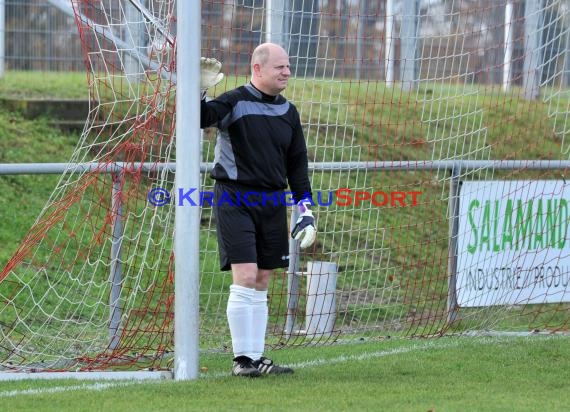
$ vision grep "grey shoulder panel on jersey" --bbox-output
[220,100,290,129]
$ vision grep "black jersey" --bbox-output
[201,83,311,203]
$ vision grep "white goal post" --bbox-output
[173,0,200,381]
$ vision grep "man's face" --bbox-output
[254,49,291,96]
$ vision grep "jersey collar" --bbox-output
[246,83,279,102]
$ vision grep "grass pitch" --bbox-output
[1,335,569,411]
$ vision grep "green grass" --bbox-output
[2,335,570,411]
[0,71,568,336]
[0,110,79,267]
[0,71,88,99]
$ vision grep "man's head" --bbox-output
[250,43,291,96]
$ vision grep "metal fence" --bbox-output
[1,1,569,87]
[0,1,537,82]
[2,0,84,71]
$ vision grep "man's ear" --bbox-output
[252,63,261,77]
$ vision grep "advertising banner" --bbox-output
[457,180,570,307]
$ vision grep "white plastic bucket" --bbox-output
[305,261,338,336]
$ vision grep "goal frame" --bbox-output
[173,0,201,381]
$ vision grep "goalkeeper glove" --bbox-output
[291,199,316,249]
[200,57,224,94]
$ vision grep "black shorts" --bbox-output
[213,181,290,271]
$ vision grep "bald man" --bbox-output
[200,43,316,377]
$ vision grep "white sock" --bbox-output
[226,284,255,359]
[251,289,268,360]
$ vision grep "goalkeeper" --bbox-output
[200,43,316,377]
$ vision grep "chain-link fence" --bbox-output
[3,0,84,71]
[2,1,569,87]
